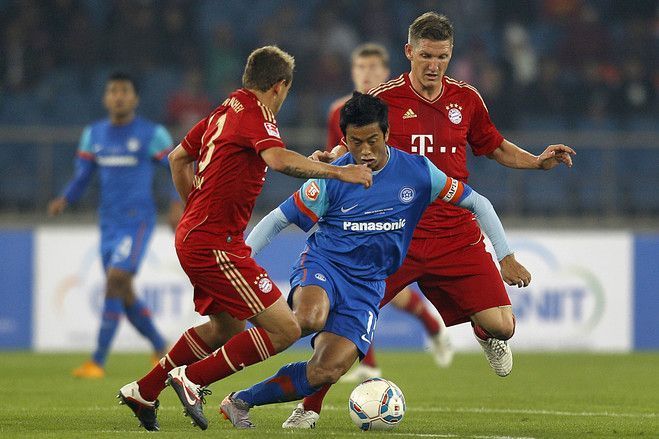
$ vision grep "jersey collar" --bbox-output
[372,146,391,176]
[404,72,445,104]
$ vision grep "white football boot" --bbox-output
[429,330,454,368]
[476,336,513,377]
[282,403,320,429]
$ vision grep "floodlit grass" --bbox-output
[0,351,657,438]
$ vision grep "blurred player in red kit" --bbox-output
[283,12,575,429]
[117,45,372,432]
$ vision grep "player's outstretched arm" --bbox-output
[245,208,292,257]
[260,147,372,188]
[487,139,576,170]
[48,155,96,216]
[168,144,195,203]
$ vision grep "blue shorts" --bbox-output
[289,252,384,358]
[100,219,154,273]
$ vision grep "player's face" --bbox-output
[345,122,389,171]
[272,80,292,114]
[405,38,453,92]
[103,80,138,120]
[352,56,390,93]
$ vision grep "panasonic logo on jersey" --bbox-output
[343,219,406,231]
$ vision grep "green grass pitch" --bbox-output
[1,351,657,438]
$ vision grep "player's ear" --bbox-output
[273,79,288,96]
[384,128,390,142]
[404,43,414,61]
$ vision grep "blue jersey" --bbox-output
[61,116,174,226]
[280,147,468,281]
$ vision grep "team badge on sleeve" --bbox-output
[264,122,281,139]
[305,181,321,201]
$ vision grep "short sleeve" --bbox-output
[181,117,208,160]
[148,125,174,160]
[76,126,95,161]
[279,179,329,232]
[242,104,285,154]
[467,88,504,156]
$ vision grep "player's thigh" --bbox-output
[194,312,246,349]
[289,256,336,334]
[249,296,300,339]
[290,285,331,335]
[177,247,282,321]
[104,220,155,273]
[381,240,425,308]
[307,331,360,386]
[419,239,510,327]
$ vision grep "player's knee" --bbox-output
[295,306,327,334]
[106,273,131,298]
[490,317,515,340]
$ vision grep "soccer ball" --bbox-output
[348,378,406,431]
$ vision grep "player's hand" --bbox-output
[499,254,531,288]
[309,150,337,163]
[537,144,576,170]
[47,197,68,216]
[338,164,372,188]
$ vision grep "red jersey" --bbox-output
[325,94,350,151]
[370,73,504,237]
[176,88,285,249]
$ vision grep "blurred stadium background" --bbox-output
[0,1,657,351]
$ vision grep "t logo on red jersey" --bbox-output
[411,134,434,156]
[264,122,281,139]
[305,181,321,201]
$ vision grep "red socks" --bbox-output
[402,290,440,335]
[185,327,275,387]
[303,384,331,413]
[361,345,377,367]
[137,328,211,401]
[473,324,495,341]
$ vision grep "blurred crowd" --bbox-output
[1,0,656,133]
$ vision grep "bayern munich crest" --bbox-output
[399,186,415,203]
[446,103,463,125]
[258,277,273,293]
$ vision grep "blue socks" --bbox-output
[92,297,124,366]
[125,299,166,353]
[234,361,319,407]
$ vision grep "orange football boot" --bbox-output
[72,360,105,379]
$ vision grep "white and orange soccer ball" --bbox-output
[348,377,406,431]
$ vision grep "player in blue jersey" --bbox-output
[48,72,182,378]
[218,92,530,428]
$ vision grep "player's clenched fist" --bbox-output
[499,253,531,288]
[338,164,372,188]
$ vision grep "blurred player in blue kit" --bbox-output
[48,72,182,378]
[218,92,530,428]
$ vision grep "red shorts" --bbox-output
[382,221,510,326]
[176,245,282,320]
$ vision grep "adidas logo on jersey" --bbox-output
[343,219,406,232]
[403,109,417,119]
